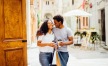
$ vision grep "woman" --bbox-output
[37,19,57,66]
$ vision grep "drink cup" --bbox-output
[58,39,62,47]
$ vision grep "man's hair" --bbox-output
[53,15,64,24]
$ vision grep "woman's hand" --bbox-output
[50,42,58,50]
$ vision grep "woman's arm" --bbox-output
[37,40,56,47]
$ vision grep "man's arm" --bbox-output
[59,27,73,46]
[59,36,73,46]
[64,36,73,45]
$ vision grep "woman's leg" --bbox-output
[48,53,53,65]
[39,52,53,66]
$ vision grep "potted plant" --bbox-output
[74,31,81,46]
[74,31,81,36]
[90,32,100,44]
[80,31,87,39]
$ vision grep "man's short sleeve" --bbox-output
[67,28,73,37]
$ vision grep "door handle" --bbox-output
[22,40,27,42]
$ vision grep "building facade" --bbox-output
[62,0,90,33]
[88,0,108,46]
[40,0,63,21]
[34,0,108,46]
[62,0,108,47]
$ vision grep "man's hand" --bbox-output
[58,41,65,47]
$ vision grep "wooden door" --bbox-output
[0,0,27,66]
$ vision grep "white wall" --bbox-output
[41,0,56,20]
[26,0,31,44]
[89,0,98,29]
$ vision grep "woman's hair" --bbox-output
[37,19,51,36]
[53,15,64,24]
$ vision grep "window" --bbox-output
[83,17,88,27]
[46,1,49,5]
[52,2,54,5]
[46,1,47,5]
[79,18,81,29]
[83,17,85,26]
[48,1,49,5]
[86,17,88,26]
[72,0,74,5]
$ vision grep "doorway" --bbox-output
[101,9,106,45]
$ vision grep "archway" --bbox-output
[44,13,53,19]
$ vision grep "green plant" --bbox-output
[81,31,87,39]
[74,31,81,36]
[90,32,100,43]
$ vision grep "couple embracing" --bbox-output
[37,15,73,66]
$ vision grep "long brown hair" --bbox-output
[36,19,51,36]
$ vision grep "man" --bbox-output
[53,15,73,66]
